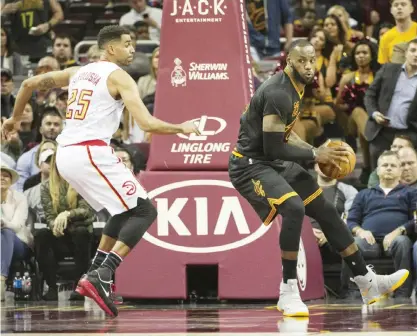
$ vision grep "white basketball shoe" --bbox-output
[352,266,410,304]
[277,279,309,317]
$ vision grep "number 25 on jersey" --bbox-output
[66,89,93,120]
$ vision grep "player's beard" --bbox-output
[292,67,313,85]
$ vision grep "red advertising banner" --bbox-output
[116,171,325,300]
[147,0,254,170]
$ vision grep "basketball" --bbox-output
[318,140,356,179]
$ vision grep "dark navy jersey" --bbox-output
[235,69,304,160]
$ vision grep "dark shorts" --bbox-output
[228,152,322,225]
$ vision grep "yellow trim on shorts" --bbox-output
[263,192,298,226]
[303,188,323,206]
[232,150,243,158]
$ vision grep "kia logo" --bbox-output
[142,180,272,253]
[177,116,227,141]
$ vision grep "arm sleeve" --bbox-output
[40,182,57,228]
[377,34,389,64]
[364,65,385,116]
[341,183,359,214]
[68,197,96,225]
[3,192,28,233]
[347,192,364,231]
[404,189,417,234]
[262,89,314,161]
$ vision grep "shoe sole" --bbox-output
[78,284,123,305]
[277,306,309,317]
[367,270,410,305]
[79,278,118,318]
[76,285,92,298]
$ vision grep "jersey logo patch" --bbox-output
[252,179,265,197]
[122,181,137,196]
[292,101,300,117]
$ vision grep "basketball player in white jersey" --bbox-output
[2,25,200,317]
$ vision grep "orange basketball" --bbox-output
[318,140,356,179]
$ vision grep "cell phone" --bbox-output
[143,13,149,19]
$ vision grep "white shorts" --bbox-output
[56,141,148,216]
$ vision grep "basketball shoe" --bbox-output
[277,279,309,317]
[76,277,123,304]
[79,269,118,317]
[352,266,410,304]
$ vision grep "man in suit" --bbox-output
[364,38,417,169]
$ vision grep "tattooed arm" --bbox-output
[287,130,314,150]
[10,67,80,123]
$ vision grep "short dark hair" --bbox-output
[53,34,73,49]
[97,25,131,50]
[288,39,313,53]
[40,106,62,123]
[394,134,414,148]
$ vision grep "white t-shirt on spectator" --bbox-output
[119,7,163,41]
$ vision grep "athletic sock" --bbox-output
[89,249,108,273]
[282,259,298,283]
[343,250,368,277]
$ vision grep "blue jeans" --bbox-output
[1,228,29,277]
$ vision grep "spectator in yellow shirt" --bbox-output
[378,0,417,64]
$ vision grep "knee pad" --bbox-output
[278,196,305,252]
[117,198,157,249]
[279,196,305,221]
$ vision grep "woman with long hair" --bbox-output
[1,26,25,75]
[322,14,352,91]
[335,39,379,182]
[327,5,364,42]
[36,153,95,301]
[293,28,336,143]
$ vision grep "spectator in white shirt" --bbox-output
[119,0,162,41]
[1,165,33,301]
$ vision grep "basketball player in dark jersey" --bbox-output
[229,40,409,317]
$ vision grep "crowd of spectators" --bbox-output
[0,0,416,302]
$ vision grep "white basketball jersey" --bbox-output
[56,62,124,146]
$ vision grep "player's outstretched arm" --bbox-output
[2,67,80,136]
[112,70,199,135]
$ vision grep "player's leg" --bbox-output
[56,145,157,316]
[288,164,409,304]
[229,155,308,316]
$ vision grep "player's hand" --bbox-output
[314,140,350,170]
[372,111,390,126]
[180,120,201,135]
[357,229,376,245]
[1,118,20,140]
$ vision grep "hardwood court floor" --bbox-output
[1,296,416,335]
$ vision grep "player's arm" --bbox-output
[263,90,350,165]
[262,89,316,161]
[10,67,80,123]
[287,130,314,150]
[111,70,196,134]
